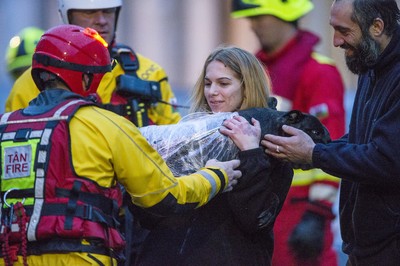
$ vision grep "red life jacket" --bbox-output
[0,99,125,255]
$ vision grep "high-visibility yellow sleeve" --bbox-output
[70,106,227,212]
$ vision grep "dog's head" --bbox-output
[278,110,331,144]
[237,107,331,144]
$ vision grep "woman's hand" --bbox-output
[219,116,261,151]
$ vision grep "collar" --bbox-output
[23,89,86,115]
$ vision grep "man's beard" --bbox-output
[344,33,381,74]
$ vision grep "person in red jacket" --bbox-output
[231,1,346,265]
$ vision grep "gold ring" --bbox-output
[276,145,280,153]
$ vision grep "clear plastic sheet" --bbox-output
[139,107,331,177]
[140,112,239,176]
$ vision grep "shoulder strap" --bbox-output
[108,44,160,127]
[111,44,139,77]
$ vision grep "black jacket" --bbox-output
[313,26,400,257]
[134,148,293,266]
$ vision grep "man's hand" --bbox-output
[261,125,315,165]
[219,116,261,151]
[205,159,241,192]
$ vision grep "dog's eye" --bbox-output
[309,129,321,136]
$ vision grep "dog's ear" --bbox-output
[268,97,278,110]
[284,110,304,124]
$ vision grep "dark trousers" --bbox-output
[346,238,400,266]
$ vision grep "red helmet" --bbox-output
[32,24,112,96]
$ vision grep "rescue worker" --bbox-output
[5,0,181,127]
[5,27,44,81]
[0,24,241,266]
[4,1,182,264]
[231,1,346,265]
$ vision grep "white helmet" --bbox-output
[58,0,122,24]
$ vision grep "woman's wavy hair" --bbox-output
[189,45,271,113]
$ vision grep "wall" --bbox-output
[2,0,392,114]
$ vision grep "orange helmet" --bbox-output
[32,24,112,96]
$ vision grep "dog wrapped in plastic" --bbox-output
[139,107,331,176]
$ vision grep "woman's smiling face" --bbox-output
[204,60,243,113]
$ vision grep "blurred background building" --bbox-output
[0,0,365,117]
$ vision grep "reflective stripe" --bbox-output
[0,112,12,124]
[291,168,339,186]
[1,116,69,125]
[27,198,43,241]
[1,130,43,141]
[35,177,45,199]
[198,170,217,201]
[37,150,47,163]
[54,99,85,118]
[2,132,15,140]
[0,100,82,125]
[30,130,43,138]
[41,128,52,145]
[36,168,45,178]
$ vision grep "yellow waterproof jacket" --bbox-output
[70,95,225,208]
[5,53,181,125]
[0,91,226,266]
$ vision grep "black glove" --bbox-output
[288,211,325,261]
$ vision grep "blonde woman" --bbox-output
[135,46,293,266]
